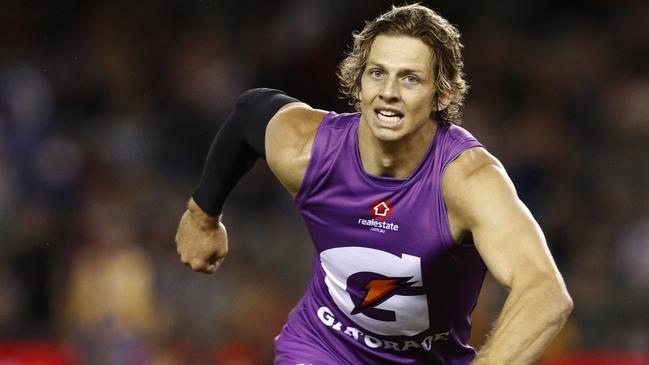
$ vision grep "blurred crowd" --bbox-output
[0,0,647,364]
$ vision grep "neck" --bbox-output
[357,119,437,179]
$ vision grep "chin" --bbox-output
[370,127,404,143]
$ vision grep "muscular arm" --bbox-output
[266,104,327,197]
[175,88,324,273]
[443,148,573,364]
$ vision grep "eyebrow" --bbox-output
[366,61,427,76]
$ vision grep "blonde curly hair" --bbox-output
[338,4,468,124]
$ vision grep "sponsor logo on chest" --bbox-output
[357,199,399,233]
[317,246,451,354]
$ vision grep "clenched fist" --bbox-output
[175,198,228,273]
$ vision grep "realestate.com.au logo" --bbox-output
[371,199,392,220]
[357,200,399,233]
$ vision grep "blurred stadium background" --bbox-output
[0,0,648,364]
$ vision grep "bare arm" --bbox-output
[443,148,573,364]
[265,104,327,197]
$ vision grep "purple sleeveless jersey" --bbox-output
[274,112,487,365]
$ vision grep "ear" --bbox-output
[434,92,452,111]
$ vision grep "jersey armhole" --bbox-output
[438,142,483,251]
[294,111,335,208]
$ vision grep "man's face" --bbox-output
[358,34,439,143]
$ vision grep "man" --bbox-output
[175,4,573,364]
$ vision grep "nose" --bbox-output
[379,77,400,102]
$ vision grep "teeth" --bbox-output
[377,110,401,123]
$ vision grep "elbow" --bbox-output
[542,280,573,327]
[557,289,573,322]
[518,272,573,325]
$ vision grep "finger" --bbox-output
[189,258,208,271]
[204,256,226,274]
[183,261,207,273]
[196,261,220,274]
[207,252,220,265]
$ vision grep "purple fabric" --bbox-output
[276,112,487,365]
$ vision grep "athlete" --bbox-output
[175,4,572,364]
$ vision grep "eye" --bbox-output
[368,69,384,79]
[403,75,419,84]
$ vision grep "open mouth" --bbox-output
[374,108,404,126]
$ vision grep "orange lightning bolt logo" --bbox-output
[351,277,413,314]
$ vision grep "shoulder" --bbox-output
[437,123,481,156]
[445,147,503,182]
[442,147,516,223]
[266,103,328,150]
[446,123,477,141]
[443,146,511,197]
[266,103,329,196]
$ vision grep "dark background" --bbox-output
[0,0,648,363]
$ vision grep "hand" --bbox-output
[175,199,228,273]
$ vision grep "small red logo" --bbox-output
[371,200,393,220]
[351,277,413,314]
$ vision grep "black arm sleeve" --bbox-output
[192,88,300,215]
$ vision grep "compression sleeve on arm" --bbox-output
[192,88,299,216]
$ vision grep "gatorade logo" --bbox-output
[320,247,429,336]
[351,277,415,315]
